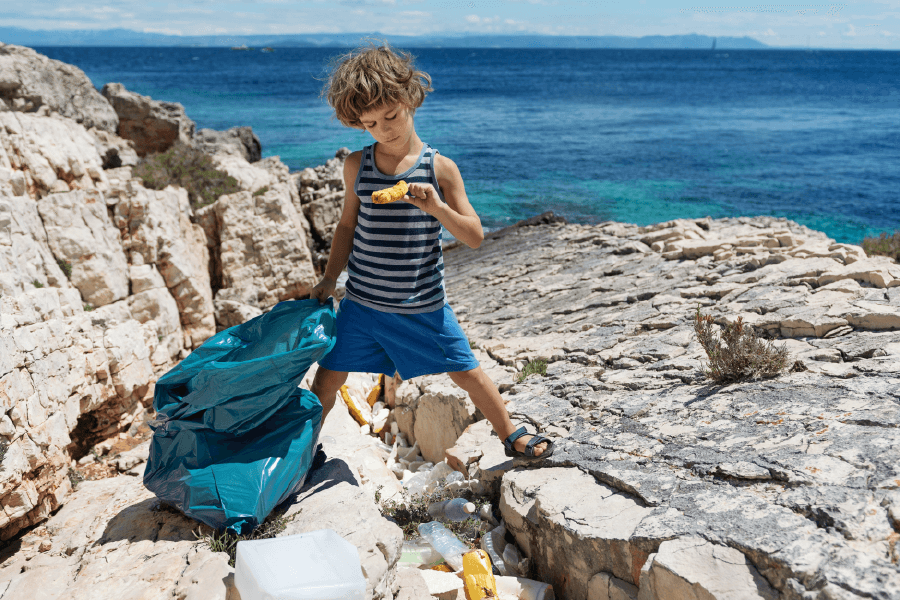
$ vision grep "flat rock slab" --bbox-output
[444,218,900,600]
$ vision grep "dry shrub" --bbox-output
[694,307,790,384]
[862,230,900,263]
[134,145,240,209]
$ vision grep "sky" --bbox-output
[4,0,900,49]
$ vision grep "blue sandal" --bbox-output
[503,426,555,459]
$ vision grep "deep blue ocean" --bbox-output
[38,47,900,243]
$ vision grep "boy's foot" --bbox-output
[503,426,554,459]
[513,435,549,457]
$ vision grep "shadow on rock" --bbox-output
[97,497,200,546]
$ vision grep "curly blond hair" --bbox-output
[323,42,433,129]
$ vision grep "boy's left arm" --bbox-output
[404,155,484,249]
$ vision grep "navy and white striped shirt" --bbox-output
[345,143,446,314]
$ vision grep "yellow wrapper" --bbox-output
[371,180,409,204]
[366,374,384,407]
[430,564,454,573]
[462,549,497,600]
[340,385,368,426]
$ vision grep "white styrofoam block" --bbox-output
[235,529,366,600]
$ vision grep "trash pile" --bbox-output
[340,379,555,600]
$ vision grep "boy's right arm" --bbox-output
[309,151,362,303]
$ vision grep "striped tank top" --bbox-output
[345,143,446,314]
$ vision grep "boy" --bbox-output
[309,43,552,460]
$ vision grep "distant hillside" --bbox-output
[0,27,768,49]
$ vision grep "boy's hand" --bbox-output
[403,183,443,215]
[310,277,336,304]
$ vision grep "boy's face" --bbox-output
[359,103,414,149]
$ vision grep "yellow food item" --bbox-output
[462,549,497,600]
[366,374,384,407]
[371,180,409,204]
[340,385,368,426]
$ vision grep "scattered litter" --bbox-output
[341,384,369,426]
[234,529,365,600]
[399,538,444,568]
[427,498,476,522]
[481,521,508,576]
[463,548,498,600]
[418,521,469,571]
[495,576,555,600]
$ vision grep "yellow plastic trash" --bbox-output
[430,564,455,573]
[463,549,497,600]
[366,374,383,407]
[340,385,368,426]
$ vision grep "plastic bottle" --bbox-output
[417,521,469,571]
[502,543,523,576]
[495,576,555,600]
[399,538,443,567]
[480,522,508,576]
[428,498,477,521]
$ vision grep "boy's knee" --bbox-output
[448,366,483,388]
[311,367,348,398]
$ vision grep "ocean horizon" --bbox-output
[35,46,900,245]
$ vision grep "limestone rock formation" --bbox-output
[196,182,316,329]
[0,43,118,132]
[293,148,350,271]
[194,125,262,163]
[114,185,216,347]
[101,82,196,156]
[0,372,403,600]
[0,111,108,199]
[441,216,900,600]
[36,189,130,308]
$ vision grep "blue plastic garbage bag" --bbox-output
[143,299,336,533]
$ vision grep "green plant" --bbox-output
[862,230,900,263]
[133,145,240,209]
[693,307,790,384]
[32,279,44,288]
[469,339,478,350]
[252,186,269,197]
[377,491,481,544]
[83,303,93,312]
[56,258,72,278]
[67,467,85,489]
[517,359,547,383]
[195,510,292,567]
[0,440,8,463]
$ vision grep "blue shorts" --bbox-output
[317,298,480,380]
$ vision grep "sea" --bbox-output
[37,46,900,244]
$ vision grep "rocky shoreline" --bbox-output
[1,42,899,600]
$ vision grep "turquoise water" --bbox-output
[38,47,900,243]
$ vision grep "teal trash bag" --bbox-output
[143,299,336,533]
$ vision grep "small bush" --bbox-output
[378,491,480,544]
[862,230,900,263]
[0,440,8,463]
[694,307,790,384]
[32,279,44,288]
[56,258,72,278]
[195,510,292,567]
[134,145,240,209]
[67,467,85,489]
[252,186,269,197]
[517,359,547,383]
[83,304,93,312]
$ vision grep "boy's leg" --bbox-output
[448,366,549,457]
[310,366,349,421]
